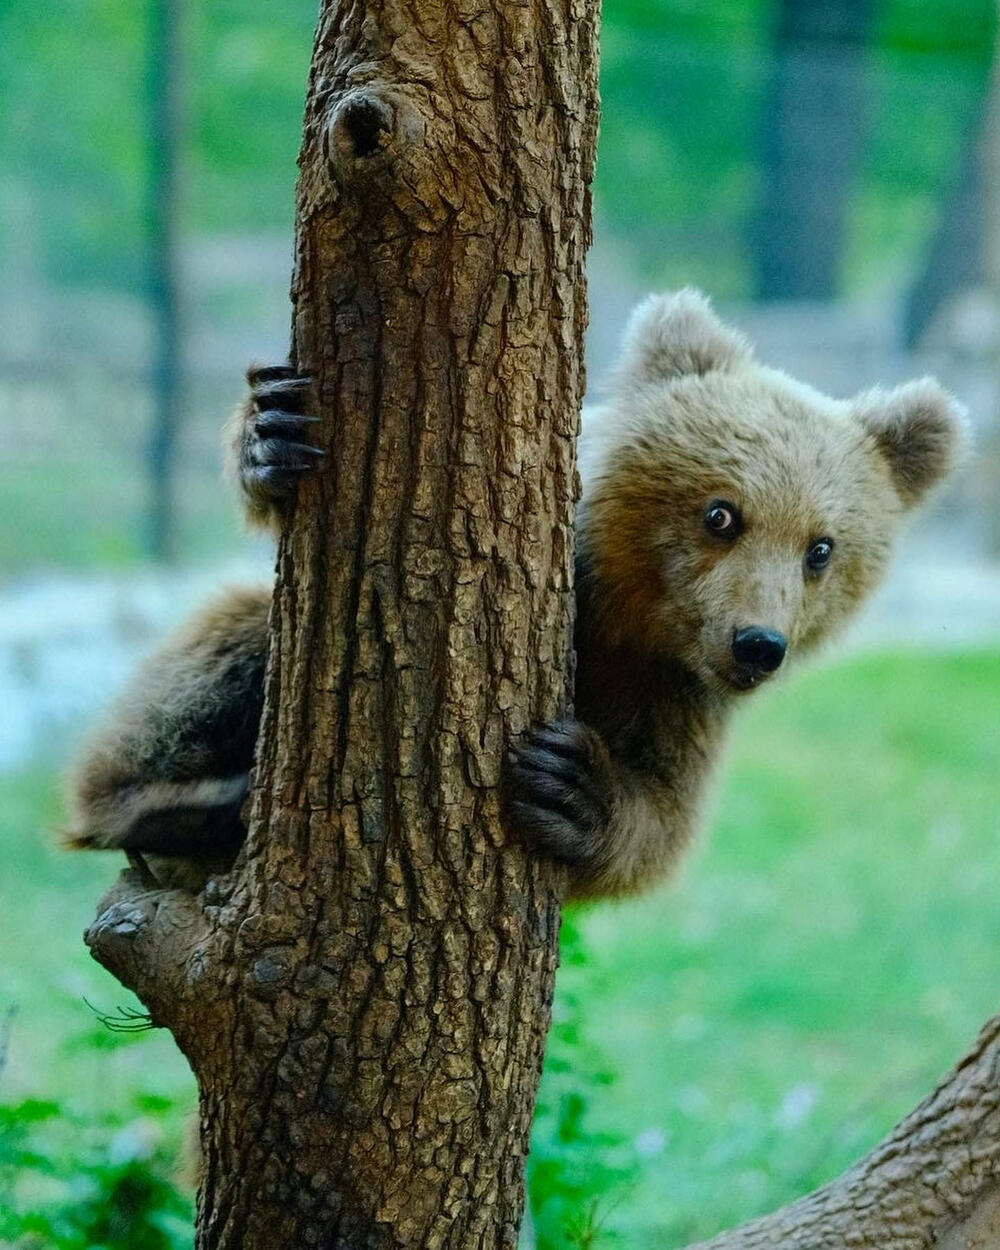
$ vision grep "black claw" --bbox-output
[525,722,593,762]
[246,363,296,387]
[512,745,598,797]
[253,376,312,414]
[285,441,325,461]
[510,756,601,815]
[253,412,320,440]
[510,764,571,812]
[252,438,326,471]
[508,802,594,867]
[247,465,314,499]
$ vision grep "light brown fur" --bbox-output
[222,395,280,532]
[67,291,967,903]
[510,289,968,898]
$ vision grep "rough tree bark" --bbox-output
[82,3,1000,1248]
[85,0,599,1246]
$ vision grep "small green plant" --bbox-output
[0,1009,192,1250]
[528,911,638,1249]
[0,1093,193,1250]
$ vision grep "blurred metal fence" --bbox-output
[1,0,998,576]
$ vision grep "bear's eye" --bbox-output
[805,538,834,572]
[704,500,740,538]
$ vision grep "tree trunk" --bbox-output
[85,1,599,1246]
[751,0,875,302]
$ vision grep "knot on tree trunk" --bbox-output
[302,75,489,232]
[327,90,397,165]
[323,86,428,187]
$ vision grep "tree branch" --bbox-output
[688,1014,1000,1249]
[85,868,220,1055]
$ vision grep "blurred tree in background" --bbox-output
[751,0,878,300]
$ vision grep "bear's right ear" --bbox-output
[613,288,752,387]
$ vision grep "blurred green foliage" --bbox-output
[3,649,999,1246]
[0,0,994,299]
[0,1090,192,1250]
[528,912,639,1248]
[0,769,195,1248]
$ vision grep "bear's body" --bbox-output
[66,291,966,898]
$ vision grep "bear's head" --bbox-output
[578,289,968,696]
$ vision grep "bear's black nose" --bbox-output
[732,627,787,673]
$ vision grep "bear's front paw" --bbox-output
[241,364,323,506]
[506,720,613,873]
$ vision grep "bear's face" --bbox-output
[579,291,967,696]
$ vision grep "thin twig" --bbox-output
[83,997,155,1033]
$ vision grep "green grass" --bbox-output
[0,769,194,1114]
[562,649,1000,1246]
[0,773,195,1247]
[1,649,998,1246]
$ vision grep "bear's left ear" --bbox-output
[854,378,969,507]
[613,288,753,388]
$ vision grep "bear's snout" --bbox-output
[731,627,787,675]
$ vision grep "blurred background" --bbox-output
[1,1,999,1247]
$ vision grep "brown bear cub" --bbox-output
[66,291,967,899]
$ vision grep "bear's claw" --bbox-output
[506,719,611,871]
[241,367,323,506]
